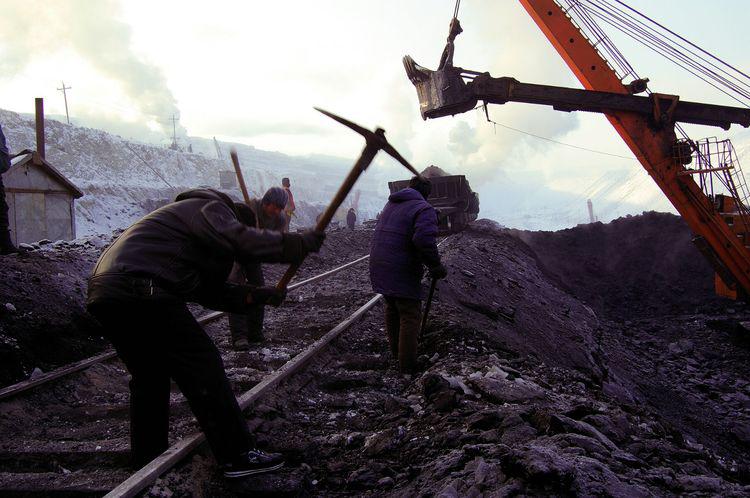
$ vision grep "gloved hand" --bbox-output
[428,263,448,280]
[300,229,326,252]
[248,286,287,307]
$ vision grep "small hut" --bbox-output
[4,151,83,244]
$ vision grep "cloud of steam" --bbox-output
[0,0,185,139]
[402,2,583,183]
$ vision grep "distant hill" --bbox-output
[0,109,386,237]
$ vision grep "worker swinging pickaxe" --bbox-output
[275,107,423,290]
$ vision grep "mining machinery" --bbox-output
[404,0,750,299]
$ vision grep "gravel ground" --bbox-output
[1,214,749,497]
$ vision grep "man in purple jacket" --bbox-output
[369,176,447,373]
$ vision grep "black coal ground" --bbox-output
[2,213,750,496]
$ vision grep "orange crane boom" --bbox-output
[403,0,750,299]
[519,0,750,299]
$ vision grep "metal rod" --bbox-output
[230,148,251,204]
[288,254,370,290]
[678,165,734,175]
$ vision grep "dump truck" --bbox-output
[388,165,479,233]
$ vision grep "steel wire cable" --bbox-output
[577,0,750,106]
[590,0,750,96]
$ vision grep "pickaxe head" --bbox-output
[314,107,423,179]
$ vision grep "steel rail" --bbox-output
[104,293,384,498]
[0,253,371,401]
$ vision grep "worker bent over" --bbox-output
[229,187,288,349]
[369,176,447,374]
[87,188,325,477]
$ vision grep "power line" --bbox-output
[477,107,636,160]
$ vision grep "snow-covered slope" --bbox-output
[0,109,385,237]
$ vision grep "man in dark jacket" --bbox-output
[229,187,288,349]
[369,176,447,374]
[0,125,17,255]
[87,188,325,477]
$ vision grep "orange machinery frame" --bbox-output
[519,0,750,299]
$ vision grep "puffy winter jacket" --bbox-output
[369,188,441,300]
[88,189,289,311]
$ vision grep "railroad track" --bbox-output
[0,251,377,497]
[0,236,449,497]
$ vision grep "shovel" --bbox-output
[419,277,438,341]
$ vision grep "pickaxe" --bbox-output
[275,107,421,291]
[230,148,252,205]
[419,277,438,341]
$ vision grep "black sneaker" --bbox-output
[232,338,250,351]
[222,449,284,478]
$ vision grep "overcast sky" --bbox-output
[1,1,749,227]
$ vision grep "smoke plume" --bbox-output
[0,0,186,138]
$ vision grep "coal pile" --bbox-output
[2,212,749,496]
[508,211,728,319]
[169,216,749,497]
[0,236,114,386]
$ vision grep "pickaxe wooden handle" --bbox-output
[275,108,419,291]
[230,148,252,204]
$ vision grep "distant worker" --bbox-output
[0,125,17,255]
[281,177,295,232]
[229,187,288,349]
[369,176,447,374]
[346,207,357,230]
[87,188,325,477]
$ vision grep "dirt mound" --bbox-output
[0,237,112,386]
[508,211,728,319]
[437,219,603,379]
[200,216,750,496]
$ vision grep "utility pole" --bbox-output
[213,136,224,159]
[57,81,71,124]
[169,114,179,151]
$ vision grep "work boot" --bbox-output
[232,337,250,351]
[222,449,284,478]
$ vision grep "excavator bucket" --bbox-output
[403,56,476,120]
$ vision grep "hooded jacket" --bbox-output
[369,187,440,300]
[88,189,288,311]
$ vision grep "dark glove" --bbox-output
[301,229,326,252]
[248,286,287,307]
[428,263,448,280]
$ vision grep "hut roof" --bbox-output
[8,152,83,199]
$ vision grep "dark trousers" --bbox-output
[0,174,13,251]
[89,301,250,467]
[0,174,9,231]
[384,296,422,374]
[228,262,265,342]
